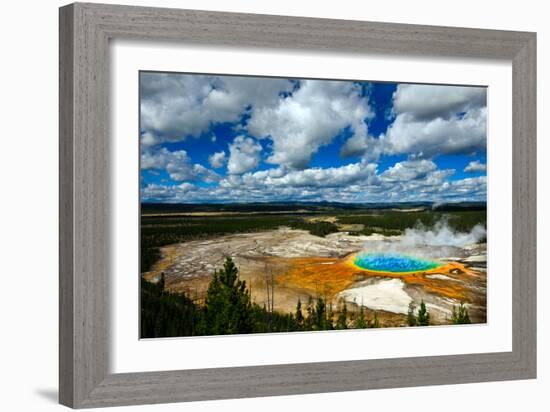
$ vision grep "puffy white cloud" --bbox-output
[381,160,439,182]
[464,160,487,173]
[141,150,484,204]
[446,176,487,197]
[366,85,487,160]
[141,164,484,204]
[141,182,196,202]
[141,148,219,182]
[208,151,227,169]
[269,162,378,188]
[392,84,486,120]
[140,73,293,143]
[221,161,379,190]
[340,133,371,158]
[140,147,177,169]
[247,80,374,169]
[140,131,159,147]
[378,107,486,158]
[227,136,262,175]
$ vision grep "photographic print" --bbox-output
[139,72,487,338]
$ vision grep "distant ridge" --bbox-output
[141,201,487,214]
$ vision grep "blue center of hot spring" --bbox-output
[353,252,441,273]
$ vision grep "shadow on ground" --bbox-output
[35,389,58,404]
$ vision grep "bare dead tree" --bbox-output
[270,266,275,314]
[264,262,271,313]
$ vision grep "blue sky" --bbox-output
[140,72,487,203]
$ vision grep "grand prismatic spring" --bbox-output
[352,252,442,273]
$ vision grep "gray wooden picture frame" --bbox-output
[59,2,537,409]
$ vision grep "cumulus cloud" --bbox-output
[141,150,484,204]
[141,165,485,204]
[392,84,486,120]
[140,131,159,147]
[227,136,262,175]
[247,80,374,169]
[381,160,438,182]
[464,160,487,173]
[269,162,378,188]
[444,175,487,198]
[369,85,487,159]
[221,161,379,190]
[140,73,293,143]
[377,107,486,158]
[340,133,371,158]
[141,148,219,183]
[208,151,227,169]
[141,182,196,202]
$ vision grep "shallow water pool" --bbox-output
[353,252,441,273]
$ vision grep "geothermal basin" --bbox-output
[143,228,487,326]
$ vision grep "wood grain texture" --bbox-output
[60,3,110,406]
[59,4,74,406]
[59,2,537,408]
[512,34,537,374]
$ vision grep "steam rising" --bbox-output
[361,218,486,259]
[401,219,486,248]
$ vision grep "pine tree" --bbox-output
[305,295,315,330]
[355,306,368,329]
[327,302,334,330]
[295,299,304,329]
[158,272,165,296]
[462,305,471,324]
[315,297,327,330]
[417,300,430,326]
[203,257,253,335]
[407,301,417,326]
[336,300,348,330]
[451,302,471,324]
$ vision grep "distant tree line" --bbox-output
[338,210,486,236]
[292,220,339,237]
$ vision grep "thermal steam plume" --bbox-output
[401,219,486,248]
[361,218,486,259]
